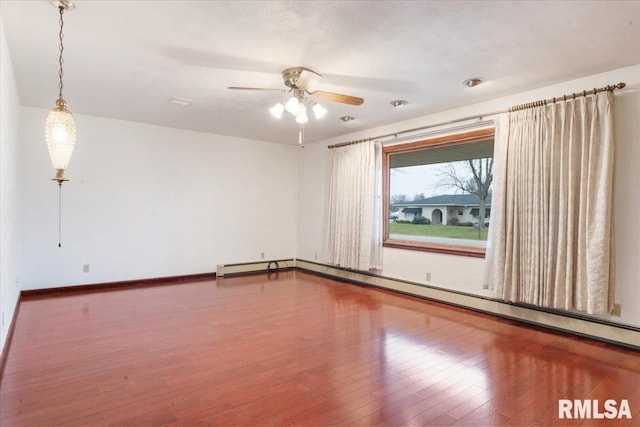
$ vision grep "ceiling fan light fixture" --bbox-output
[269,102,284,119]
[295,104,308,123]
[285,96,300,115]
[229,66,364,130]
[312,103,327,119]
[463,77,484,88]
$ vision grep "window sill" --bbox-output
[383,239,486,258]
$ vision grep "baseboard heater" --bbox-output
[294,259,640,350]
[216,259,296,277]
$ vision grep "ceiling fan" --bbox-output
[229,67,364,146]
[229,67,364,120]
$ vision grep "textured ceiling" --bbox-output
[1,0,639,144]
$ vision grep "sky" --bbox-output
[390,164,466,200]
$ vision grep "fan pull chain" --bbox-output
[298,123,305,148]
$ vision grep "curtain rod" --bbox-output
[328,82,626,149]
[508,82,625,112]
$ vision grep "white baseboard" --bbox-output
[295,259,640,349]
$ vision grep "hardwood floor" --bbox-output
[1,270,638,426]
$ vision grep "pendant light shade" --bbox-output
[312,103,327,119]
[269,102,284,119]
[295,103,308,123]
[295,113,309,124]
[284,96,300,115]
[46,98,76,172]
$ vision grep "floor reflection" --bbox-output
[380,330,489,423]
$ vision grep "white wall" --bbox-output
[0,20,21,354]
[19,108,298,289]
[298,64,640,327]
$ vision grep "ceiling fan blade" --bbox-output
[228,86,285,92]
[313,91,364,106]
[295,68,322,91]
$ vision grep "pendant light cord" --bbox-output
[57,6,65,99]
[58,183,63,247]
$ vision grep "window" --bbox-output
[383,128,494,258]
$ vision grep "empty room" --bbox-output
[1,1,639,426]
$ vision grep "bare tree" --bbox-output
[390,194,408,212]
[436,158,493,234]
[413,192,425,201]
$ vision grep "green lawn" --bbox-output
[389,223,488,240]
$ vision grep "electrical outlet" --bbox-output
[612,303,622,317]
[82,264,90,273]
[260,252,265,259]
[425,272,431,282]
[482,284,489,289]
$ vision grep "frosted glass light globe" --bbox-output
[45,100,76,171]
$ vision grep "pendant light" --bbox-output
[46,0,76,187]
[46,0,76,247]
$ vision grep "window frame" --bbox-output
[382,127,495,258]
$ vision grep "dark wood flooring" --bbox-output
[1,270,638,426]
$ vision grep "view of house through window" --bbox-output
[384,128,495,256]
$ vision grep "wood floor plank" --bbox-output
[1,270,638,426]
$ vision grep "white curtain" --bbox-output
[483,114,509,290]
[326,140,383,271]
[491,91,614,315]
